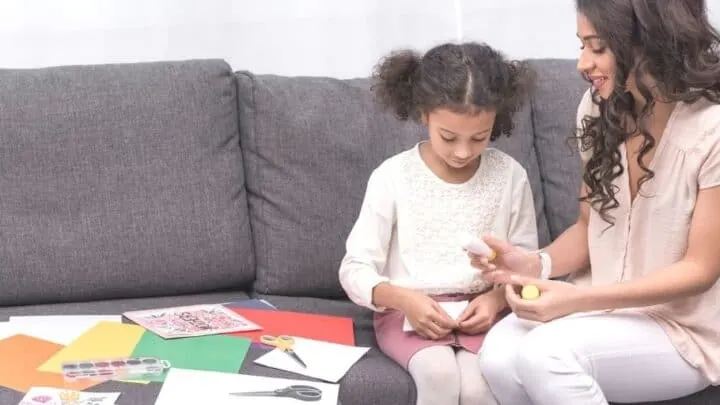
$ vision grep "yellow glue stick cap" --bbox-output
[521,284,540,300]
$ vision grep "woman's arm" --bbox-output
[578,185,720,311]
[526,183,592,279]
[470,182,592,283]
[494,167,540,309]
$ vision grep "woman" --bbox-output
[470,1,720,404]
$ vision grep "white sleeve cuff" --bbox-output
[353,273,390,312]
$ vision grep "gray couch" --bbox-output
[0,59,717,405]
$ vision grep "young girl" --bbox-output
[338,42,538,405]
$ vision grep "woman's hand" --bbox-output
[504,275,590,322]
[456,291,502,335]
[468,235,540,283]
[399,290,458,340]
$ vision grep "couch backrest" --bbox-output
[236,73,425,298]
[0,59,256,306]
[0,57,590,306]
[236,66,561,298]
[527,59,588,239]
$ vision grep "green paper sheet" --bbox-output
[130,332,251,382]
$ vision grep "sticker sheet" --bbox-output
[123,304,262,338]
[18,387,120,405]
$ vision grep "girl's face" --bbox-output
[576,12,617,99]
[424,107,494,172]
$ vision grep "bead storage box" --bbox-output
[61,356,171,381]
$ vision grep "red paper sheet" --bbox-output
[227,308,355,346]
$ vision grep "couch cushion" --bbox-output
[0,60,255,306]
[491,102,551,247]
[528,59,589,239]
[236,72,549,297]
[236,72,424,298]
[0,290,251,319]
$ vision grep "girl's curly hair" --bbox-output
[576,0,720,225]
[371,41,535,142]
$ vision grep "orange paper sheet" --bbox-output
[0,334,99,393]
[227,308,355,345]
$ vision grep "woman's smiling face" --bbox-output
[576,12,617,99]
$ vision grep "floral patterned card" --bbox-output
[19,387,120,405]
[123,304,262,339]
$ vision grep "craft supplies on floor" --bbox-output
[18,386,120,405]
[129,331,251,382]
[123,304,261,339]
[227,308,356,346]
[153,368,340,405]
[0,335,100,393]
[254,336,370,383]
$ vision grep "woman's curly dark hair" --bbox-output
[576,0,720,225]
[370,42,535,142]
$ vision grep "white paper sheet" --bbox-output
[0,322,20,341]
[7,315,121,345]
[402,300,469,332]
[18,386,120,405]
[254,336,370,383]
[154,368,339,405]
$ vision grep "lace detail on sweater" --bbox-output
[392,146,511,295]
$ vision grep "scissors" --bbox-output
[260,334,308,368]
[229,384,322,402]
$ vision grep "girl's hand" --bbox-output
[504,275,590,322]
[468,235,540,283]
[456,292,500,335]
[399,290,458,340]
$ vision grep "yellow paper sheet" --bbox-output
[37,321,145,374]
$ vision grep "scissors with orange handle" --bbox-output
[260,335,308,368]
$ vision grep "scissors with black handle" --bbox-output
[229,384,322,402]
[260,334,308,368]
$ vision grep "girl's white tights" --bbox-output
[407,345,498,405]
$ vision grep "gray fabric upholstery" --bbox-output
[237,72,426,298]
[490,101,551,247]
[0,60,255,306]
[0,290,251,319]
[528,59,589,239]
